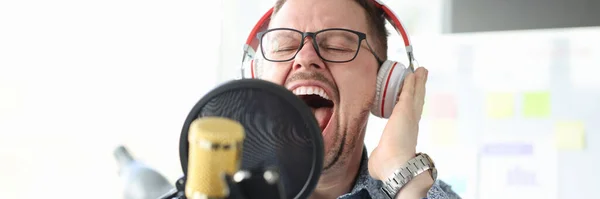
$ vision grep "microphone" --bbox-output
[185,117,244,199]
[160,79,324,199]
[114,145,174,199]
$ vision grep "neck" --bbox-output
[309,142,365,199]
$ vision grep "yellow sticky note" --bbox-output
[430,119,457,147]
[554,121,586,150]
[523,91,551,118]
[486,93,514,119]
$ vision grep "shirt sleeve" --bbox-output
[426,180,463,199]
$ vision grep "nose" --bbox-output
[292,38,326,71]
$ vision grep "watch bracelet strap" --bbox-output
[380,153,437,199]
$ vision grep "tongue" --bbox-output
[312,107,333,131]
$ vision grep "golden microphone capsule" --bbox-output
[186,117,245,199]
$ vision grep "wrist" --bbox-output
[394,170,433,199]
[378,151,416,180]
[379,153,437,199]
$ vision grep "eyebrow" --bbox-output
[272,31,300,40]
[319,32,357,44]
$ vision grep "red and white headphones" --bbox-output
[240,0,417,119]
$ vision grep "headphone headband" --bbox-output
[242,0,415,69]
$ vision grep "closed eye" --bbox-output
[275,48,297,52]
[323,46,353,52]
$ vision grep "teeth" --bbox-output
[318,90,325,99]
[292,86,330,100]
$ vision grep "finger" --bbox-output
[398,70,416,105]
[414,67,428,118]
[413,67,427,105]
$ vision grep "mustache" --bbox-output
[285,72,339,99]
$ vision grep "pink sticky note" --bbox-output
[429,93,457,119]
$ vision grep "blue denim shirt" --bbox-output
[337,148,462,199]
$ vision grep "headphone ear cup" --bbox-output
[371,60,410,118]
[241,59,258,79]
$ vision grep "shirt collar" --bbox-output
[337,147,386,199]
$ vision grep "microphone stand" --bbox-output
[160,167,286,199]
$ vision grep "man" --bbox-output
[255,0,461,198]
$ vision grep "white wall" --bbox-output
[0,0,222,198]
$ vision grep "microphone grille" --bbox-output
[186,117,245,198]
[189,117,245,143]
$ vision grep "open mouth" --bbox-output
[293,86,334,132]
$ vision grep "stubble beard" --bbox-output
[321,103,372,172]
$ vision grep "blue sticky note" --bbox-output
[481,142,533,156]
[443,177,467,194]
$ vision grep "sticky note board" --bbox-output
[430,119,458,147]
[523,91,551,118]
[554,121,586,150]
[485,93,515,119]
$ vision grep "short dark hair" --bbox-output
[272,0,389,61]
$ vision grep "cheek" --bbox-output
[334,51,380,102]
[335,64,377,107]
[259,62,289,85]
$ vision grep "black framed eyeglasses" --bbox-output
[257,28,383,64]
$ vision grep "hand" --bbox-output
[368,67,432,197]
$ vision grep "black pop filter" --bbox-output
[179,79,324,199]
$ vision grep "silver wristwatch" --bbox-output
[380,153,437,199]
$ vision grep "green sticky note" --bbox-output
[523,92,551,118]
[555,121,586,150]
[486,92,514,119]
